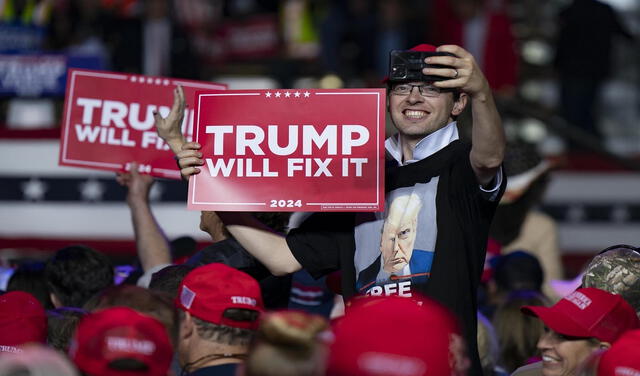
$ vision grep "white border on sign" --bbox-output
[61,70,128,169]
[191,90,383,208]
[60,70,227,170]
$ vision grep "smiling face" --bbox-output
[537,329,602,376]
[388,82,466,145]
[380,194,422,273]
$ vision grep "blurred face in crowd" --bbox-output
[388,82,466,144]
[380,195,421,273]
[537,329,604,376]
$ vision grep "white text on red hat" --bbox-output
[565,291,592,310]
[616,367,640,376]
[0,345,22,354]
[358,352,426,376]
[231,296,257,306]
[107,336,156,355]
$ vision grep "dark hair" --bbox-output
[47,307,87,352]
[253,212,291,235]
[7,261,54,309]
[170,236,198,261]
[493,250,544,293]
[45,245,114,308]
[148,264,195,298]
[108,358,149,372]
[89,284,178,345]
[179,309,257,347]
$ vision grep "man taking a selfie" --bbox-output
[158,43,506,374]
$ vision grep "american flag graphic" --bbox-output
[1,135,639,255]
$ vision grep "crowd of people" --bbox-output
[2,37,640,375]
[2,241,640,375]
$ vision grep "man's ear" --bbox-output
[180,312,196,342]
[451,93,468,117]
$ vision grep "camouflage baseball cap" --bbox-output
[582,245,640,317]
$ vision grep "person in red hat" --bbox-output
[0,291,47,354]
[327,295,469,376]
[576,329,640,376]
[69,306,173,376]
[512,287,640,376]
[158,42,505,375]
[174,263,264,375]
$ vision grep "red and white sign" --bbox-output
[59,69,226,179]
[188,89,386,212]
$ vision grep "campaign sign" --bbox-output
[188,89,386,212]
[59,69,226,179]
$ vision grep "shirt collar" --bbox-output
[385,121,459,165]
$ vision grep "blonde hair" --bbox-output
[492,290,550,373]
[243,311,329,376]
[477,312,500,375]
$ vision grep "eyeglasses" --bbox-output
[390,83,442,97]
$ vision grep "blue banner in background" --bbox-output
[0,24,45,53]
[0,54,105,97]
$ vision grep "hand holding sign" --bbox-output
[176,142,204,179]
[154,85,187,154]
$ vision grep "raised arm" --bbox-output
[426,45,505,187]
[220,213,302,276]
[155,85,187,155]
[117,163,172,272]
[174,143,302,276]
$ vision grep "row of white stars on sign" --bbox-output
[265,91,311,98]
[21,178,163,202]
[130,76,172,86]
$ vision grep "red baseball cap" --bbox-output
[597,329,640,376]
[0,291,47,353]
[327,295,466,376]
[70,307,173,376]
[522,287,640,343]
[176,263,264,330]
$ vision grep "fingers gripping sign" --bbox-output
[177,142,204,180]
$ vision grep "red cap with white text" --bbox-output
[0,291,47,353]
[69,307,173,376]
[522,287,640,343]
[176,263,264,330]
[327,295,466,376]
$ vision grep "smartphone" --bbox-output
[388,50,455,82]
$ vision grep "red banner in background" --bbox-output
[59,69,226,179]
[188,89,386,212]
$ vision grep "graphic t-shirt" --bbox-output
[286,123,505,375]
